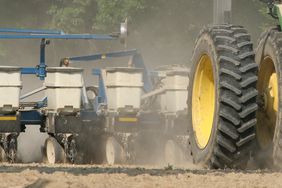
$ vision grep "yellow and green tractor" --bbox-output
[187,0,282,169]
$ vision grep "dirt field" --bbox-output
[0,163,279,188]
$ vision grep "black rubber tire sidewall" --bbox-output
[187,31,220,166]
[255,28,282,168]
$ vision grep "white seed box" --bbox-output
[45,67,83,111]
[160,70,189,113]
[0,66,22,110]
[105,67,143,111]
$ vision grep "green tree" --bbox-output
[94,0,146,31]
[47,0,148,33]
[47,0,95,33]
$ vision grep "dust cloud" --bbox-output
[17,126,47,163]
[0,0,274,168]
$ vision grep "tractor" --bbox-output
[187,0,282,169]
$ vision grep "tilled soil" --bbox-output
[0,163,280,188]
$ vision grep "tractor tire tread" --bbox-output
[188,24,257,169]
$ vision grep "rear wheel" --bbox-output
[255,28,282,169]
[188,25,258,169]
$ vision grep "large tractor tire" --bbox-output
[255,28,282,169]
[187,25,258,169]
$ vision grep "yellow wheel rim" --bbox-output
[192,54,215,149]
[257,56,278,149]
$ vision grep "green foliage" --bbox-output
[44,0,278,34]
[47,0,147,33]
[94,0,146,31]
[47,0,94,33]
[256,0,277,29]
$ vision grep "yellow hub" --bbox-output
[192,54,215,149]
[257,56,278,149]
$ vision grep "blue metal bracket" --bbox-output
[93,69,107,106]
[36,97,47,108]
[21,38,48,80]
[39,38,47,80]
[21,110,44,125]
[21,67,37,74]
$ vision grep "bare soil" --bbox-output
[0,163,279,188]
